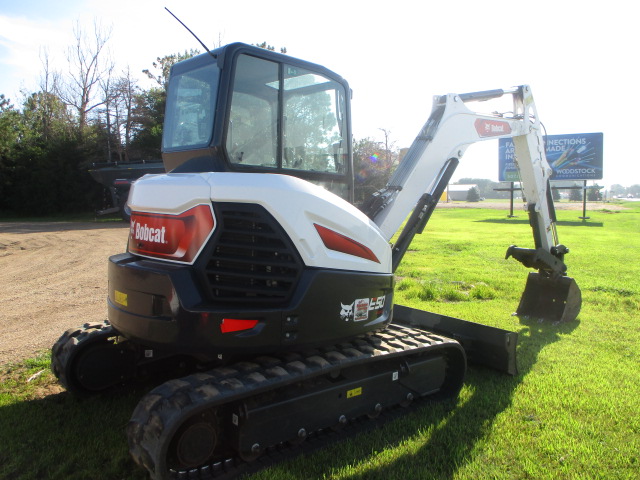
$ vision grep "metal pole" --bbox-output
[508,181,516,218]
[579,180,590,220]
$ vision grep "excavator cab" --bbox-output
[159,45,582,327]
[161,43,354,202]
[160,45,582,326]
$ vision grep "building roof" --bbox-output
[448,184,477,192]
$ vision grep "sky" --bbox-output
[0,0,638,189]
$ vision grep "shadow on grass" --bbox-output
[392,317,581,480]
[269,318,580,480]
[476,218,604,227]
[0,385,148,480]
[1,319,579,480]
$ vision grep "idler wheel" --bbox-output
[168,412,218,470]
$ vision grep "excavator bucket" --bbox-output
[516,272,582,323]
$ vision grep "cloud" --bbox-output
[0,15,73,97]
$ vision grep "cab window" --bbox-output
[283,65,348,175]
[226,55,278,168]
[226,54,348,176]
[163,62,218,151]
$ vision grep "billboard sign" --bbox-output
[499,133,603,181]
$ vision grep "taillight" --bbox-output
[128,204,215,264]
[220,318,259,334]
[314,223,380,263]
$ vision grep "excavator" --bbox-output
[51,43,581,479]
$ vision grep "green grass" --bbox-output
[1,202,639,479]
[0,355,147,479]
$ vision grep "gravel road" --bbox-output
[0,222,129,365]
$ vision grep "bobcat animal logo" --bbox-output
[340,302,354,321]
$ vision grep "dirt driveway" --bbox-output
[0,222,129,365]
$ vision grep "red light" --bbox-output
[314,223,380,263]
[220,318,259,334]
[128,204,215,264]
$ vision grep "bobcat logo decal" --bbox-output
[340,302,354,321]
[339,296,386,322]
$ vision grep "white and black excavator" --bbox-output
[52,42,581,479]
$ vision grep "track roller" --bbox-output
[400,392,415,408]
[288,428,308,446]
[368,403,383,419]
[332,414,348,432]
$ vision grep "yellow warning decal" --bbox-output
[115,290,128,307]
[347,387,362,398]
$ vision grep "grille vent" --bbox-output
[203,204,302,306]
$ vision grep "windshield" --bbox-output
[162,62,219,151]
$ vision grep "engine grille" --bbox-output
[202,203,302,306]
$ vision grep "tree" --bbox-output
[129,88,165,159]
[37,49,65,141]
[98,66,117,161]
[253,41,287,54]
[0,97,21,200]
[116,70,138,161]
[57,20,113,138]
[610,184,626,197]
[569,184,583,201]
[378,128,396,164]
[143,50,200,89]
[466,186,481,202]
[456,178,505,199]
[99,67,140,162]
[0,90,101,215]
[0,94,18,159]
[0,94,11,111]
[22,91,73,141]
[0,20,126,215]
[587,184,602,201]
[353,136,399,205]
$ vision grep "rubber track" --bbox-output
[170,395,439,480]
[51,321,114,392]
[127,324,464,480]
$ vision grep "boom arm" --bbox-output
[362,85,581,322]
[363,85,567,277]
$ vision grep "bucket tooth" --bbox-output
[516,272,581,323]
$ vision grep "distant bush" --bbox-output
[466,186,481,202]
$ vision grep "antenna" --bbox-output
[165,7,216,58]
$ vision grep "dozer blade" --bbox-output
[393,304,518,375]
[516,272,581,323]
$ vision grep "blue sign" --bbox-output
[499,133,603,181]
